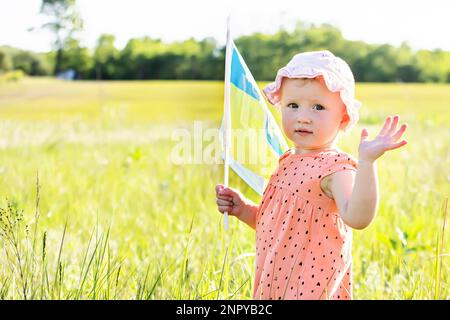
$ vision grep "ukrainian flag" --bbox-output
[220,37,288,196]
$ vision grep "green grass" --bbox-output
[0,77,448,299]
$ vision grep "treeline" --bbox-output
[1,22,449,82]
[0,46,52,76]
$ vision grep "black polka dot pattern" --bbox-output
[253,148,357,300]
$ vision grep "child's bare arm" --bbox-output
[235,203,259,230]
[330,163,378,230]
[329,115,408,230]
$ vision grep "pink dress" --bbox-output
[253,147,358,300]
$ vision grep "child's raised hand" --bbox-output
[215,184,247,218]
[359,115,408,163]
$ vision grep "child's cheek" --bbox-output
[316,112,332,125]
[281,120,291,138]
[281,109,291,129]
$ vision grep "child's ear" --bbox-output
[339,113,350,130]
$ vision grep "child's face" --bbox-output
[280,77,349,151]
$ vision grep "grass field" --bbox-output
[0,77,448,299]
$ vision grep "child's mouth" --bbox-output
[295,129,313,136]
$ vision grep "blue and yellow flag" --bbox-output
[221,37,288,197]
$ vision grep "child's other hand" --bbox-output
[359,115,408,163]
[215,184,247,218]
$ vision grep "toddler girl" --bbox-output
[215,50,408,300]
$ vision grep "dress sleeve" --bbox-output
[322,152,358,179]
[278,148,293,164]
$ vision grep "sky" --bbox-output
[1,0,449,53]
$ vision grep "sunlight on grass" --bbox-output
[0,78,448,299]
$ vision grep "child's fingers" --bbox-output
[386,115,399,136]
[216,198,233,207]
[217,194,233,201]
[216,184,224,194]
[218,205,233,213]
[378,116,392,136]
[360,128,369,141]
[216,184,233,195]
[391,123,408,141]
[216,185,233,201]
[217,186,238,198]
[386,140,408,151]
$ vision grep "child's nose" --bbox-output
[294,107,312,122]
[296,112,312,124]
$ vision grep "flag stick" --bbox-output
[223,15,232,231]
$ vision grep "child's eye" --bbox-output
[287,103,299,109]
[312,104,325,111]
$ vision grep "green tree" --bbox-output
[13,52,42,75]
[0,46,51,75]
[8,18,449,82]
[360,44,399,82]
[395,43,420,82]
[235,33,273,80]
[94,34,119,80]
[39,0,83,75]
[416,49,450,83]
[0,50,13,72]
[118,37,167,79]
[196,37,223,79]
[59,38,92,78]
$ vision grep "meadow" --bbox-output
[0,77,448,299]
